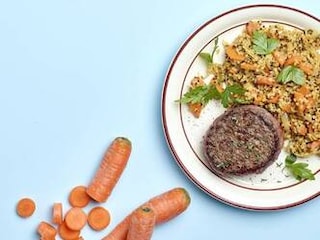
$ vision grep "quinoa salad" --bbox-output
[179,21,320,157]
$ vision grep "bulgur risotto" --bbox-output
[180,21,320,157]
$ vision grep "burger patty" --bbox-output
[203,105,284,175]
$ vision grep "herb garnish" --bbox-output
[199,38,219,65]
[177,84,246,108]
[220,84,246,108]
[277,65,305,85]
[285,154,315,181]
[177,85,221,105]
[252,31,279,55]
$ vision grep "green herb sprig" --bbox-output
[277,65,305,85]
[177,84,246,108]
[199,38,219,65]
[285,154,315,181]
[177,85,221,105]
[252,31,279,55]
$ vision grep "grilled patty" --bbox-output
[203,105,284,175]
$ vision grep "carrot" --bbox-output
[102,187,190,240]
[284,55,303,66]
[240,62,257,71]
[69,186,91,208]
[246,21,260,36]
[16,197,36,218]
[267,94,280,104]
[37,221,57,239]
[255,75,275,86]
[298,62,313,75]
[188,102,203,118]
[58,221,80,240]
[87,206,111,231]
[297,124,307,136]
[52,203,63,225]
[126,206,156,240]
[65,207,87,231]
[86,137,132,203]
[280,103,294,113]
[225,45,245,61]
[308,140,320,151]
[190,76,204,88]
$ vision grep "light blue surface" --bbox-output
[0,0,319,239]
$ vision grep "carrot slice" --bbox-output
[246,21,261,36]
[226,45,245,61]
[65,207,87,231]
[102,187,190,240]
[126,206,155,240]
[52,202,63,225]
[58,221,80,240]
[16,197,36,218]
[69,186,91,208]
[87,206,111,231]
[86,137,132,203]
[255,76,275,86]
[37,221,57,239]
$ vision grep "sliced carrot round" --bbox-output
[87,206,111,231]
[52,202,63,225]
[37,221,57,238]
[65,207,87,231]
[16,197,36,218]
[58,221,80,240]
[69,186,91,208]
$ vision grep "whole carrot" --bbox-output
[102,187,190,240]
[87,137,132,203]
[126,206,155,240]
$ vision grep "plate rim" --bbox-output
[161,4,320,211]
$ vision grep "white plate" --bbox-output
[162,4,320,210]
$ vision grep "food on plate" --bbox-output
[69,185,91,208]
[203,105,284,175]
[87,137,132,203]
[179,20,320,157]
[126,206,156,240]
[37,221,57,239]
[52,202,63,225]
[87,206,111,231]
[16,197,36,218]
[102,187,190,240]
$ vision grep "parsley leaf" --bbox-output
[199,53,212,64]
[221,84,246,108]
[199,37,219,65]
[285,154,315,181]
[177,85,221,105]
[277,65,305,85]
[176,83,246,110]
[252,31,279,55]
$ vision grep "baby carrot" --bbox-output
[102,187,190,240]
[16,197,36,218]
[69,186,91,208]
[58,221,80,240]
[37,221,57,239]
[126,206,155,240]
[87,137,132,203]
[65,207,87,231]
[52,202,63,225]
[87,206,111,231]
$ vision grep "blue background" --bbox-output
[0,0,319,239]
